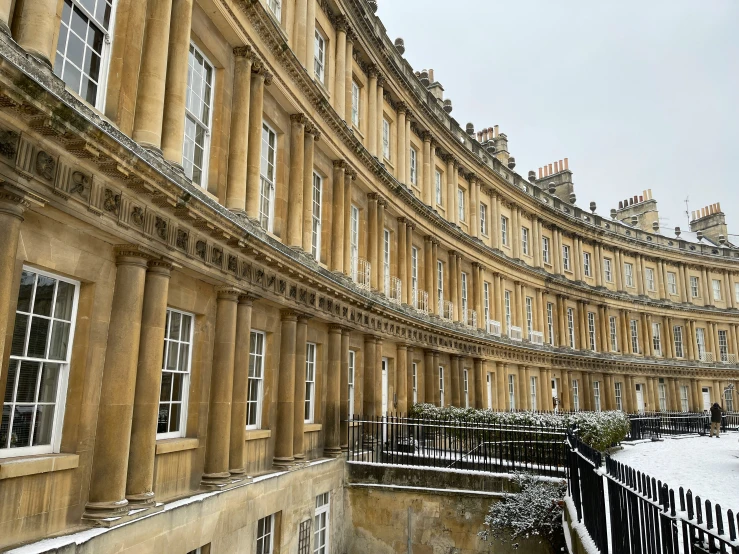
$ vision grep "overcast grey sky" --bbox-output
[377,1,739,237]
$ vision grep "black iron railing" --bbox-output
[347,413,568,477]
[627,411,735,440]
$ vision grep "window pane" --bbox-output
[166,341,179,370]
[49,320,72,361]
[3,360,18,403]
[11,313,28,356]
[38,363,60,403]
[157,404,170,434]
[54,281,76,321]
[11,406,33,448]
[17,271,35,312]
[168,403,181,432]
[0,405,10,449]
[178,343,190,372]
[27,317,50,358]
[33,405,55,446]
[16,361,41,403]
[171,373,183,401]
[160,372,173,402]
[33,276,56,317]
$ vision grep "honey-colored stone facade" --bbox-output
[0,0,736,552]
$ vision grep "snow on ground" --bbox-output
[611,432,739,512]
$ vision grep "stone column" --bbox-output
[456,253,463,321]
[302,125,320,252]
[12,0,60,66]
[374,338,384,415]
[229,294,255,475]
[161,0,195,164]
[274,311,298,467]
[324,326,343,457]
[85,247,150,519]
[511,208,520,259]
[377,76,385,155]
[474,359,484,409]
[0,0,12,34]
[560,371,570,411]
[581,372,592,411]
[449,252,458,320]
[614,250,624,290]
[405,116,412,184]
[424,350,435,403]
[670,378,680,412]
[132,0,174,150]
[446,157,456,225]
[363,335,377,416]
[340,329,350,450]
[331,161,346,271]
[496,362,507,410]
[406,222,414,304]
[407,347,415,405]
[552,228,562,275]
[491,195,500,250]
[424,236,434,314]
[293,0,308,66]
[376,198,386,290]
[343,169,355,273]
[513,281,522,329]
[305,0,316,77]
[691,379,700,411]
[396,105,407,183]
[520,367,530,410]
[287,114,307,247]
[368,194,378,289]
[432,352,441,405]
[725,271,734,309]
[201,288,241,485]
[225,48,254,212]
[471,178,480,239]
[0,186,33,385]
[398,219,407,304]
[472,262,480,324]
[594,244,603,286]
[730,324,739,358]
[367,69,378,155]
[493,273,502,326]
[450,355,461,407]
[125,260,172,506]
[422,133,432,205]
[344,32,354,122]
[293,315,309,460]
[702,268,711,304]
[334,20,347,118]
[679,263,689,303]
[432,240,439,313]
[397,344,408,413]
[245,64,272,220]
[543,369,553,410]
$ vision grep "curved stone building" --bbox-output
[0,0,735,551]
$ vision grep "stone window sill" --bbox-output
[0,453,79,480]
[245,429,272,441]
[304,423,322,433]
[155,437,199,455]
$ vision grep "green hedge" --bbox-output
[408,404,630,452]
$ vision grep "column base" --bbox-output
[324,447,342,459]
[82,498,130,521]
[200,470,233,489]
[273,456,295,469]
[125,491,156,508]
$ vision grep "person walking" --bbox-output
[710,403,723,438]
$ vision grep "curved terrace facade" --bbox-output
[0,0,735,551]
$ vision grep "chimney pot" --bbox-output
[564,158,569,170]
[554,161,559,173]
[548,163,553,174]
[639,195,644,203]
[428,69,434,82]
[538,167,543,179]
[619,201,623,209]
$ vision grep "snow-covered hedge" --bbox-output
[408,404,630,452]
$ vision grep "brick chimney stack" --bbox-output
[690,202,728,244]
[612,189,660,232]
[534,158,573,202]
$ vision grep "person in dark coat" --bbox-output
[710,403,723,437]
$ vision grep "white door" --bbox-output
[381,358,388,415]
[635,384,645,413]
[486,374,493,410]
[702,387,711,411]
[551,378,558,410]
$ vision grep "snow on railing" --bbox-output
[487,319,501,336]
[412,288,429,314]
[387,276,402,305]
[529,330,544,345]
[509,326,523,341]
[462,308,477,329]
[352,257,371,291]
[440,301,454,322]
[699,351,715,363]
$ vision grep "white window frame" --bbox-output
[725,388,735,412]
[435,170,442,206]
[183,42,215,189]
[411,246,418,294]
[624,263,634,288]
[311,173,322,260]
[525,296,533,338]
[667,272,677,295]
[614,382,623,411]
[546,302,554,345]
[158,308,194,439]
[562,245,571,271]
[439,366,445,407]
[314,493,330,554]
[508,374,515,411]
[246,330,266,430]
[351,80,360,127]
[718,330,728,362]
[350,205,359,277]
[409,147,418,186]
[500,216,508,246]
[412,362,418,404]
[735,282,739,304]
[54,0,116,110]
[437,261,444,313]
[696,327,706,360]
[680,385,689,412]
[504,290,511,332]
[383,229,390,295]
[256,514,275,554]
[521,227,529,255]
[609,316,618,352]
[348,350,355,416]
[305,342,316,423]
[645,268,655,291]
[382,118,391,160]
[652,322,662,356]
[461,272,468,315]
[463,369,469,408]
[483,282,490,323]
[2,267,80,457]
[542,236,550,264]
[587,311,596,351]
[593,381,601,412]
[604,258,613,282]
[480,203,488,236]
[713,279,722,301]
[458,188,465,222]
[673,325,684,358]
[583,252,591,277]
[267,0,281,20]
[259,122,277,232]
[314,28,326,84]
[630,319,639,354]
[530,376,537,411]
[658,382,667,411]
[567,307,575,348]
[572,379,580,411]
[690,276,699,298]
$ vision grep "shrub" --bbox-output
[408,403,630,452]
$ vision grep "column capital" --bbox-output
[328,324,344,333]
[333,14,349,33]
[422,131,433,143]
[305,122,322,141]
[332,159,347,170]
[280,309,300,321]
[147,259,174,276]
[396,101,408,114]
[114,244,155,266]
[297,313,312,323]
[377,197,387,208]
[238,292,260,305]
[364,333,377,342]
[397,216,409,225]
[215,286,242,301]
[406,221,416,230]
[0,182,45,218]
[233,45,254,59]
[396,343,408,352]
[367,192,380,202]
[290,113,308,126]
